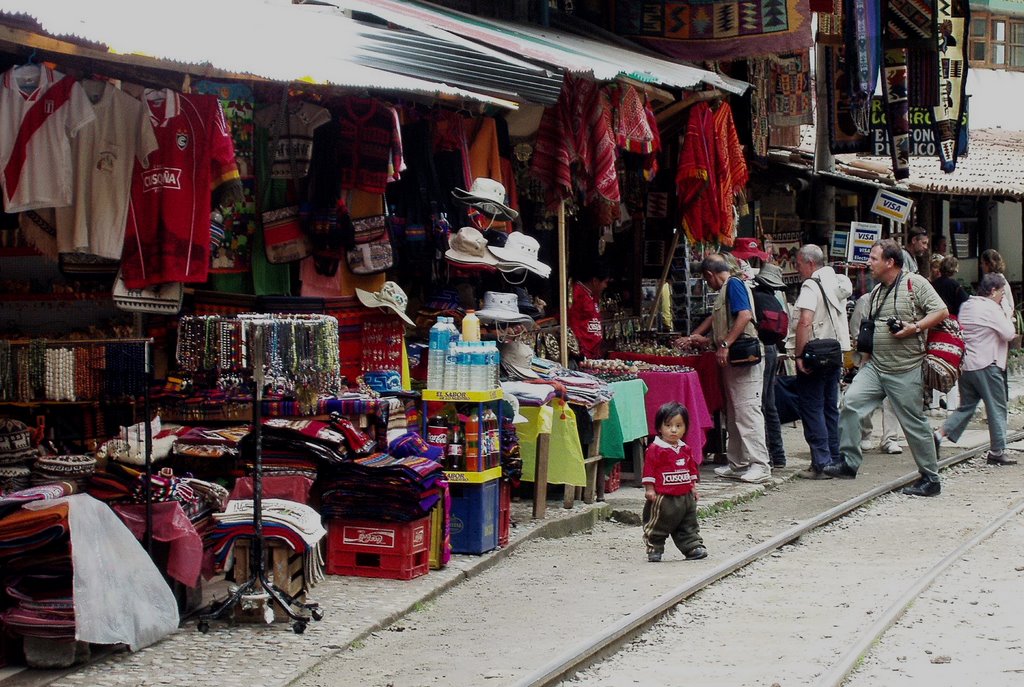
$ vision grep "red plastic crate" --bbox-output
[326,516,430,580]
[604,462,622,494]
[498,480,511,547]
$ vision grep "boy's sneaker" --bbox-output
[860,439,875,451]
[685,546,708,560]
[740,465,772,483]
[647,552,662,562]
[714,465,748,479]
[882,440,903,454]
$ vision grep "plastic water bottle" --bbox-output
[485,342,500,390]
[427,317,451,390]
[462,310,480,342]
[470,342,488,390]
[443,341,459,390]
[456,343,472,391]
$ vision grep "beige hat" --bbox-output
[355,281,414,326]
[500,340,539,379]
[445,226,498,266]
[452,178,518,221]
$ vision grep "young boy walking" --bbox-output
[642,402,707,562]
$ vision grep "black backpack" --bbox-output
[749,282,789,345]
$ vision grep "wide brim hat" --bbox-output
[730,237,770,262]
[445,226,498,266]
[754,263,786,291]
[452,178,519,221]
[500,340,539,379]
[490,232,551,278]
[355,281,415,326]
[475,291,535,326]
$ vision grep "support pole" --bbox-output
[645,227,682,331]
[558,201,569,367]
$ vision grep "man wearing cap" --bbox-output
[733,238,787,468]
[791,244,852,479]
[569,264,611,360]
[679,257,772,484]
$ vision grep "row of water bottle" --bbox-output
[427,316,501,391]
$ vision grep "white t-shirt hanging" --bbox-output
[0,65,95,212]
[55,81,158,258]
[254,100,330,179]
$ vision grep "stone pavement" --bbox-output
[2,374,1022,687]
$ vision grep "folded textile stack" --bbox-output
[0,502,75,641]
[208,499,326,569]
[0,482,77,519]
[319,453,444,523]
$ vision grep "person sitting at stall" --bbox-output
[568,263,611,360]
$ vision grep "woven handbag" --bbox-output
[923,318,966,393]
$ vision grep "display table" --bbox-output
[608,351,722,413]
[517,401,587,518]
[637,370,714,463]
[599,379,650,461]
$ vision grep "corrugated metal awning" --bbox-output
[778,128,1024,199]
[0,0,525,108]
[336,0,750,96]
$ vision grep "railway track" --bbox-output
[515,432,1024,687]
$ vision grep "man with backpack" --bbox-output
[678,256,772,484]
[750,261,790,468]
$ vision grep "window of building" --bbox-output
[971,13,1024,70]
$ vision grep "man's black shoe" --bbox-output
[771,458,787,468]
[822,461,857,479]
[901,477,941,497]
[986,452,1018,466]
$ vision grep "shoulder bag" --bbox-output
[346,213,394,275]
[725,278,762,367]
[259,95,312,264]
[801,278,843,371]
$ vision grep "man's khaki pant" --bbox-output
[722,360,771,470]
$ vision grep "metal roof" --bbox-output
[0,0,522,107]
[336,0,750,96]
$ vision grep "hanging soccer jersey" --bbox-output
[55,81,158,259]
[0,65,95,213]
[120,90,240,288]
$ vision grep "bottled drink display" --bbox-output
[464,412,481,471]
[426,413,449,457]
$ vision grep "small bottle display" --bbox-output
[464,412,480,471]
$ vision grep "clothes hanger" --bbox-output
[14,50,41,93]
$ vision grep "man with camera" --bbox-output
[823,239,949,496]
[792,245,852,479]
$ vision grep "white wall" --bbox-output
[993,200,1023,283]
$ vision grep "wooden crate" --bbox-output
[231,539,305,623]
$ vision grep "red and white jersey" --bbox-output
[121,90,239,288]
[0,65,95,213]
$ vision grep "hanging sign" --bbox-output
[830,229,849,258]
[848,222,883,264]
[870,189,914,224]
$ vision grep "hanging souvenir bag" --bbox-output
[259,92,311,264]
[346,212,394,275]
[923,317,966,393]
[112,268,184,315]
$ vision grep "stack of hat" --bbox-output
[500,341,540,380]
[32,454,96,486]
[0,418,37,493]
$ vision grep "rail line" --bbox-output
[513,431,1024,687]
